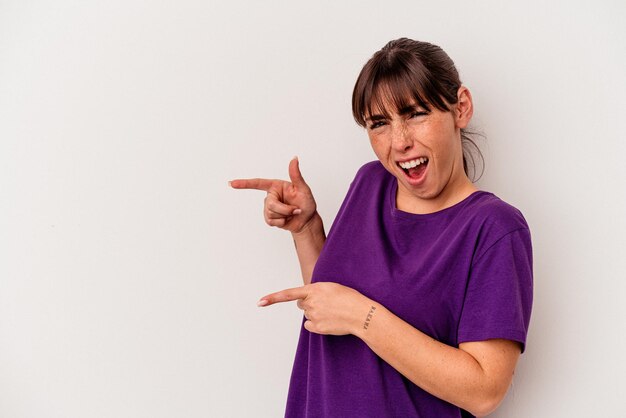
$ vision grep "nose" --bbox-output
[390,123,412,152]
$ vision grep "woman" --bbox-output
[230,38,533,418]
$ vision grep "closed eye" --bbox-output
[368,121,386,129]
[410,111,429,119]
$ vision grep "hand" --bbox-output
[229,157,317,234]
[257,282,372,336]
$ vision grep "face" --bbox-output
[365,87,475,213]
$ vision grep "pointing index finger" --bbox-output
[229,178,276,191]
[258,285,309,307]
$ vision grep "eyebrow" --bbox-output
[365,104,421,122]
[365,114,386,122]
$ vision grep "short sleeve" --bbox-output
[457,228,534,352]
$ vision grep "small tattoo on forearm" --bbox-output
[363,305,376,330]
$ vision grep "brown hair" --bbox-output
[352,38,484,181]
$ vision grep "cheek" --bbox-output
[368,137,388,159]
[437,140,463,168]
[430,125,460,157]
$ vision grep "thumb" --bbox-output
[288,156,309,189]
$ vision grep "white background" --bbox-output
[1,1,625,417]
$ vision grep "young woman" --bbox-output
[231,38,533,418]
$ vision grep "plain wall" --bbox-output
[1,1,625,417]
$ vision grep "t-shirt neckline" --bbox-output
[388,177,489,221]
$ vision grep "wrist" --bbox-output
[352,296,380,338]
[292,211,324,238]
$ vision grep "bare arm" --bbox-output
[259,284,521,417]
[291,212,325,285]
[355,300,520,416]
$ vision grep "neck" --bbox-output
[396,175,478,215]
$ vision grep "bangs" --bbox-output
[352,49,454,127]
[367,76,433,123]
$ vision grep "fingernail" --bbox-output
[292,209,302,215]
[228,181,232,187]
[257,299,268,307]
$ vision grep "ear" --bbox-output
[454,86,473,129]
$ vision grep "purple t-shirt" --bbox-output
[285,161,533,418]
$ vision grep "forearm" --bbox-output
[291,212,326,285]
[354,301,515,416]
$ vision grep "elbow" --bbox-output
[465,388,508,417]
[467,399,500,417]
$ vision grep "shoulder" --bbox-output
[353,160,388,180]
[463,192,532,258]
[466,192,529,234]
[326,161,390,237]
[334,161,391,216]
[342,160,389,194]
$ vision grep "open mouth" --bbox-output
[398,157,429,180]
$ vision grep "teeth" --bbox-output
[399,157,428,169]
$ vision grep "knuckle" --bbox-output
[268,211,284,220]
